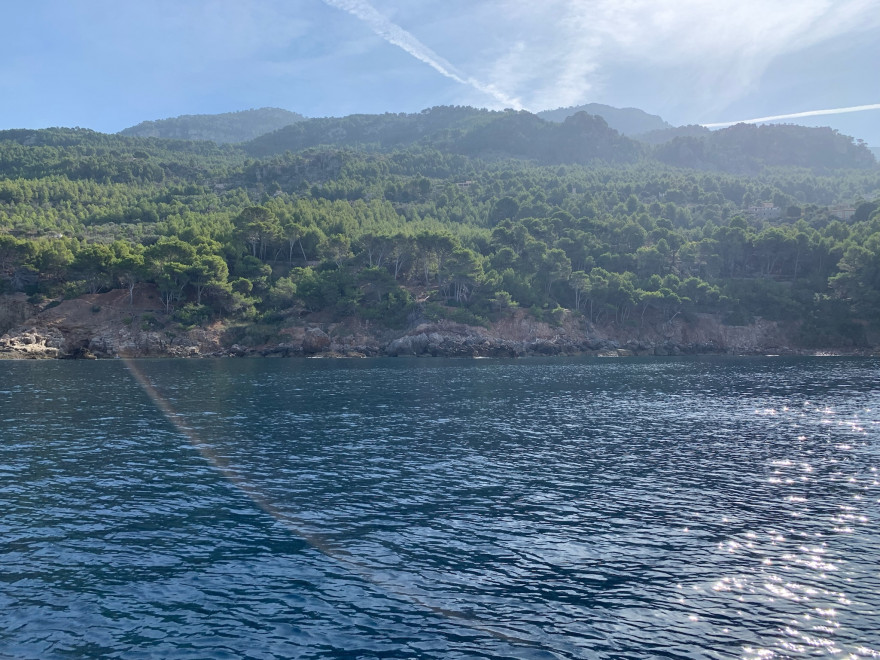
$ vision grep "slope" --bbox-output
[119,108,305,144]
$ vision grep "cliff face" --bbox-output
[0,290,864,360]
[0,287,224,359]
[381,310,797,358]
[0,294,37,336]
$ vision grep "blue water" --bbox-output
[1,356,879,659]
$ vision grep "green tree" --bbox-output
[234,206,281,260]
[189,253,230,306]
[71,242,116,294]
[830,236,880,316]
[144,236,197,312]
[111,241,146,305]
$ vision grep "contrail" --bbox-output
[322,0,522,109]
[702,103,880,128]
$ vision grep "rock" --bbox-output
[0,291,866,359]
[0,327,64,359]
[355,343,381,357]
[530,340,561,355]
[386,333,429,356]
[0,294,37,336]
[139,332,168,356]
[60,346,97,360]
[261,343,299,357]
[302,327,331,354]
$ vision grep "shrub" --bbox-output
[173,303,211,327]
[140,313,162,331]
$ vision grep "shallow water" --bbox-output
[1,356,878,658]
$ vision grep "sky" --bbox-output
[3,0,880,144]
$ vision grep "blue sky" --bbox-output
[3,0,880,144]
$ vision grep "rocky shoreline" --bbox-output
[1,288,875,360]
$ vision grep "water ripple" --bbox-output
[1,356,878,658]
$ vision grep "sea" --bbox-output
[1,356,878,659]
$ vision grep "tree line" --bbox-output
[0,126,878,346]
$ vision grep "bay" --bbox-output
[1,356,878,659]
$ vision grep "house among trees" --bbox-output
[747,202,781,219]
[831,206,857,220]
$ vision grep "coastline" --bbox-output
[1,288,876,361]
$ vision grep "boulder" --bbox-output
[0,327,64,359]
[302,327,331,354]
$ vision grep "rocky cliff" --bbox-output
[0,287,224,359]
[0,289,868,360]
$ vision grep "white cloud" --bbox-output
[446,0,880,113]
[322,0,522,108]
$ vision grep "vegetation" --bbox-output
[1,107,879,347]
[537,103,671,136]
[119,107,305,143]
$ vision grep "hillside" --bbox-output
[244,106,502,156]
[634,124,712,145]
[119,108,305,143]
[244,108,874,173]
[2,107,880,359]
[537,103,672,136]
[246,108,642,164]
[655,122,877,173]
[439,110,642,164]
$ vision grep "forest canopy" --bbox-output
[1,108,879,347]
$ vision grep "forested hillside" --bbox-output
[537,103,672,136]
[119,108,305,143]
[2,107,879,353]
[245,107,642,163]
[656,123,877,173]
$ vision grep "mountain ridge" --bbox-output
[114,103,879,156]
[119,107,305,143]
[537,103,672,136]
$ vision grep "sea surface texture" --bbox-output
[1,356,878,659]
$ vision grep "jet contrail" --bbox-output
[703,103,880,128]
[322,0,522,109]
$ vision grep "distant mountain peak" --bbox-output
[119,108,306,144]
[242,105,641,165]
[537,103,672,136]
